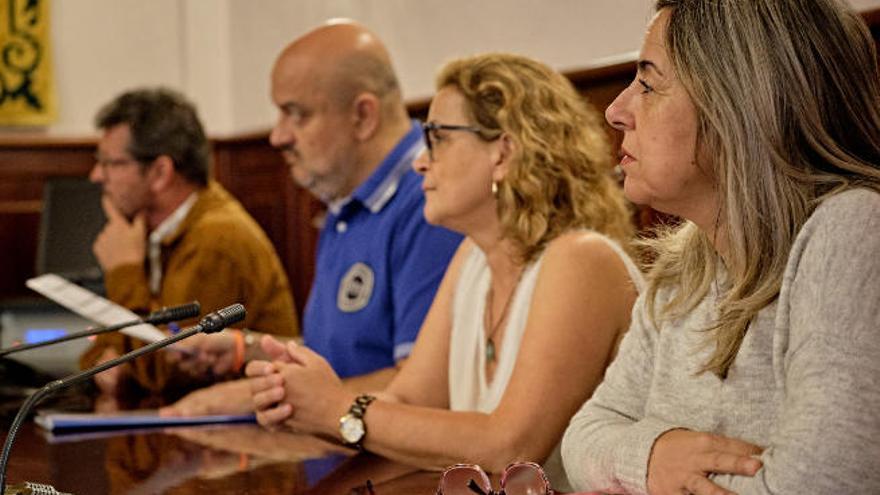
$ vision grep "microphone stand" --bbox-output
[0,303,244,494]
[0,302,201,357]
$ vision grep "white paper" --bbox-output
[26,273,166,343]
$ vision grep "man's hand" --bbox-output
[93,346,124,395]
[170,332,293,381]
[92,195,147,271]
[171,332,237,377]
[647,429,763,495]
[159,380,255,417]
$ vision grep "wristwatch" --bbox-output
[338,394,376,449]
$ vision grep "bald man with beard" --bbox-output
[161,21,461,416]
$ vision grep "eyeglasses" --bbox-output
[436,462,553,495]
[421,121,486,162]
[94,154,140,169]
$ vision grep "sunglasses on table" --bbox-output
[348,479,375,495]
[436,462,553,495]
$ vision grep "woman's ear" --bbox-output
[148,155,176,193]
[491,134,515,182]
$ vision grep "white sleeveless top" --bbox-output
[448,232,644,490]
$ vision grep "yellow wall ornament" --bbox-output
[0,0,55,126]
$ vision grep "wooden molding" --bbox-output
[1,6,878,303]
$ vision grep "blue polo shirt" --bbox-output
[302,121,462,378]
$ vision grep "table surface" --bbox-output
[1,420,442,494]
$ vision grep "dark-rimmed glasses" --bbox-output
[436,462,554,495]
[421,121,486,161]
[94,154,140,169]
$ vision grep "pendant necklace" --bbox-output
[484,268,524,363]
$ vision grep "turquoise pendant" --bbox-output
[486,338,497,362]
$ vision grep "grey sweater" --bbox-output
[561,189,880,494]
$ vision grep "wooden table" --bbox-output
[1,421,442,494]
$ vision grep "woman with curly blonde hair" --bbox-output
[563,0,880,493]
[247,52,641,490]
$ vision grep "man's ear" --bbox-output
[351,92,381,141]
[148,155,176,193]
[490,134,515,183]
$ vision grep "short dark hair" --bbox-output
[95,87,211,186]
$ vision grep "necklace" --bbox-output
[483,268,524,363]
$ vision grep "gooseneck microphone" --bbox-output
[0,303,245,495]
[0,302,201,357]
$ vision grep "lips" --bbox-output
[618,147,636,167]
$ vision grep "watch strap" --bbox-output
[349,394,375,418]
[344,394,376,449]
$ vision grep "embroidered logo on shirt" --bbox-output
[337,262,374,312]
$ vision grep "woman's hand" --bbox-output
[271,341,353,436]
[246,359,289,428]
[647,429,763,495]
[245,335,301,428]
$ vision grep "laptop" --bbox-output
[35,177,105,289]
[0,177,107,380]
[0,302,94,378]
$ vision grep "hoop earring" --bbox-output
[491,181,498,196]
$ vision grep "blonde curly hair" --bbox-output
[436,53,633,263]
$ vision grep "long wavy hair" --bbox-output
[646,0,880,378]
[436,53,633,263]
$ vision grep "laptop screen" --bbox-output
[35,177,106,282]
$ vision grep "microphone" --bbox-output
[3,481,72,494]
[0,302,201,357]
[0,303,245,494]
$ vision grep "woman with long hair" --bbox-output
[562,1,880,493]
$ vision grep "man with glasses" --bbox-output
[80,88,298,409]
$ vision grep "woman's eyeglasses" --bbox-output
[436,462,553,495]
[421,121,485,162]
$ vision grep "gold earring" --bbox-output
[491,181,498,196]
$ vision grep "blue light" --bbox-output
[24,328,68,344]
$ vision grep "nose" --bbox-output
[412,148,430,175]
[269,114,294,149]
[89,162,104,183]
[605,83,635,132]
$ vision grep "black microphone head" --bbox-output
[144,301,201,325]
[198,304,246,333]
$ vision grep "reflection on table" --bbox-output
[0,392,442,494]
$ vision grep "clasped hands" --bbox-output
[244,336,355,438]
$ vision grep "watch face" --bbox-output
[340,414,365,444]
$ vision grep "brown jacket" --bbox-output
[80,181,298,398]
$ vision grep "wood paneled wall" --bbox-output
[0,60,634,314]
[2,7,878,314]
